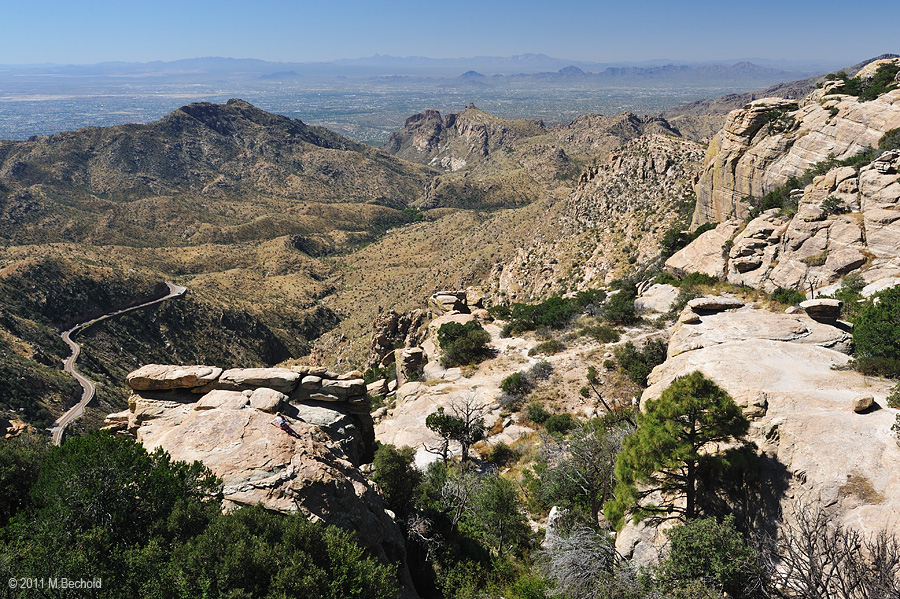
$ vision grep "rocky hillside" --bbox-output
[384,104,677,210]
[665,59,900,295]
[488,133,704,300]
[0,100,439,430]
[692,59,900,227]
[306,129,704,368]
[0,99,433,245]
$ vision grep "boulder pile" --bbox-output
[109,364,373,464]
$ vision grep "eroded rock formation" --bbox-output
[105,364,411,586]
[693,67,900,227]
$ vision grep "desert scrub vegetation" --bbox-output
[613,339,668,387]
[577,323,621,343]
[887,383,900,409]
[489,289,607,336]
[851,285,900,378]
[826,61,900,101]
[500,361,554,400]
[770,286,806,306]
[437,320,492,367]
[528,339,566,356]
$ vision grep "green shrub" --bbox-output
[660,222,717,261]
[488,305,512,320]
[657,515,762,599]
[602,284,638,325]
[830,62,900,101]
[680,272,719,288]
[498,292,609,336]
[372,444,421,520]
[579,324,621,343]
[821,195,848,216]
[363,364,396,384]
[508,296,579,333]
[887,384,900,409]
[438,321,492,367]
[853,286,900,377]
[879,127,900,152]
[653,271,681,286]
[488,441,520,466]
[529,360,553,381]
[526,402,551,424]
[573,288,607,310]
[614,339,668,387]
[544,413,575,434]
[502,372,532,398]
[854,357,900,379]
[893,415,900,448]
[529,339,566,356]
[770,287,806,306]
[833,272,866,320]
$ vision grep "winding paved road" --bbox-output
[49,282,187,445]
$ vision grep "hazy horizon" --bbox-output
[2,0,897,66]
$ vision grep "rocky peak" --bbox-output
[693,83,900,226]
[384,105,546,166]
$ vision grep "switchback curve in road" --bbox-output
[49,282,187,445]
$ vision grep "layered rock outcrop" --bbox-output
[104,363,414,583]
[693,62,900,227]
[670,66,900,294]
[669,147,900,293]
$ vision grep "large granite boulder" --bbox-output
[218,368,301,394]
[137,407,410,589]
[800,298,843,322]
[126,364,222,391]
[635,284,680,314]
[665,221,741,279]
[249,387,286,413]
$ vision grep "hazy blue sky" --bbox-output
[2,0,897,65]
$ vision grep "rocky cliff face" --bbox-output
[668,61,900,294]
[106,363,415,590]
[668,132,900,295]
[693,62,900,227]
[619,298,900,562]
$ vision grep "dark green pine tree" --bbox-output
[605,371,750,527]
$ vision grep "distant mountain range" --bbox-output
[452,61,810,87]
[0,54,841,80]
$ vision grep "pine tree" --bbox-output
[605,371,749,527]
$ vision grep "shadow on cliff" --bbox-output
[697,442,792,542]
